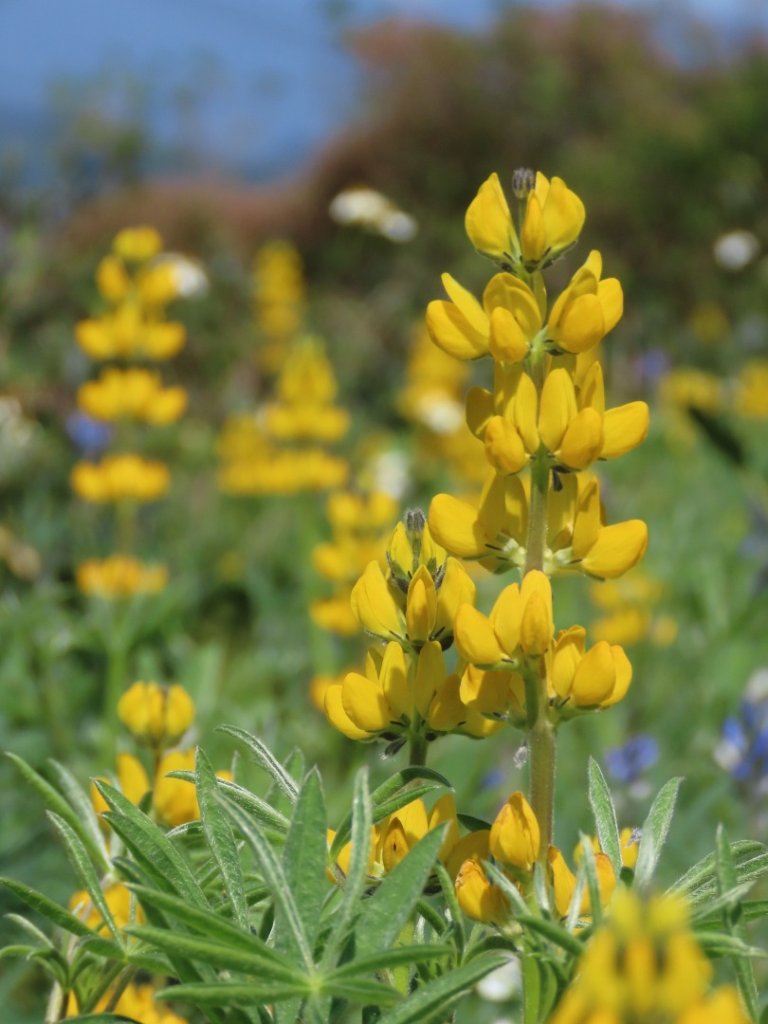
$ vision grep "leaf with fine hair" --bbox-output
[669,841,768,903]
[47,759,110,869]
[633,777,682,890]
[352,816,447,961]
[587,757,621,877]
[484,863,584,957]
[195,747,248,929]
[168,770,290,838]
[283,768,327,946]
[0,876,96,938]
[48,812,122,945]
[716,825,759,1022]
[221,798,313,970]
[321,766,373,969]
[6,753,109,873]
[329,767,449,862]
[216,726,299,802]
[94,780,206,908]
[376,952,509,1024]
[156,980,310,1008]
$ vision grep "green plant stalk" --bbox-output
[102,617,129,766]
[409,731,428,768]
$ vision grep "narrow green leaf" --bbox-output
[95,781,207,908]
[328,944,451,978]
[4,913,55,949]
[6,753,109,872]
[217,726,299,802]
[694,932,768,959]
[692,883,755,925]
[222,799,313,970]
[376,953,508,1024]
[157,981,309,1006]
[482,862,529,919]
[669,841,766,897]
[484,864,583,957]
[330,767,449,861]
[354,822,446,959]
[565,867,587,935]
[0,876,96,938]
[49,812,122,944]
[169,771,290,837]
[0,944,45,960]
[633,778,682,889]
[434,861,465,955]
[587,758,621,877]
[322,767,373,967]
[195,747,248,929]
[127,884,289,964]
[127,925,306,982]
[283,768,327,945]
[47,759,110,869]
[323,977,401,1005]
[716,825,759,1022]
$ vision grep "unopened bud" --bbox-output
[512,168,535,200]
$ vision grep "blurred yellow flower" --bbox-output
[78,368,187,424]
[71,454,170,503]
[117,681,195,748]
[76,556,168,597]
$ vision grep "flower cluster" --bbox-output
[71,226,188,597]
[217,338,350,495]
[253,240,306,372]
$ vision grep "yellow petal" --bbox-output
[380,642,411,719]
[428,793,460,862]
[428,494,489,559]
[519,571,554,655]
[464,172,517,261]
[341,672,391,733]
[512,372,540,453]
[571,478,602,560]
[598,277,623,333]
[601,645,633,706]
[489,307,529,363]
[580,521,649,579]
[350,561,403,640]
[445,830,490,881]
[406,567,437,644]
[539,368,576,453]
[426,299,488,361]
[414,641,445,718]
[455,858,508,924]
[427,672,466,732]
[540,176,586,252]
[454,605,504,667]
[490,792,540,870]
[571,641,617,705]
[601,402,649,459]
[489,583,522,657]
[549,846,577,918]
[520,193,546,263]
[548,627,586,700]
[484,416,528,475]
[435,559,476,638]
[465,386,495,437]
[558,407,604,469]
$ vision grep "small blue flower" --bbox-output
[715,672,768,789]
[605,734,659,785]
[66,412,113,455]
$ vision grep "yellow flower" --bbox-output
[112,226,163,263]
[71,454,170,503]
[66,981,188,1023]
[91,752,150,817]
[549,890,728,1024]
[117,681,195,748]
[548,845,616,920]
[733,359,768,419]
[548,628,632,711]
[69,881,143,933]
[489,791,540,871]
[454,569,553,669]
[455,857,508,925]
[76,556,168,597]
[77,368,187,424]
[465,170,585,271]
[426,271,541,363]
[153,750,201,827]
[546,250,623,354]
[75,308,186,362]
[96,255,130,301]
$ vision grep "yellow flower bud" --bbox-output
[464,172,517,264]
[405,567,437,645]
[455,858,508,925]
[117,681,195,747]
[519,571,554,655]
[520,173,585,267]
[489,791,540,871]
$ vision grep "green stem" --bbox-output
[103,624,128,766]
[409,731,427,768]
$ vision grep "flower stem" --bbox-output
[409,732,427,768]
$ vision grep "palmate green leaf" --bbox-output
[376,952,509,1024]
[217,726,299,803]
[195,747,248,929]
[0,876,96,938]
[716,825,759,1022]
[6,753,110,873]
[587,757,621,877]
[157,980,310,1007]
[48,812,122,945]
[283,768,327,946]
[322,766,373,969]
[95,781,207,908]
[222,798,314,971]
[167,771,290,838]
[330,767,450,862]
[354,823,446,960]
[127,924,306,983]
[633,777,682,890]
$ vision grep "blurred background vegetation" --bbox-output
[1,2,768,1018]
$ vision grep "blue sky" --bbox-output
[1,0,766,181]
